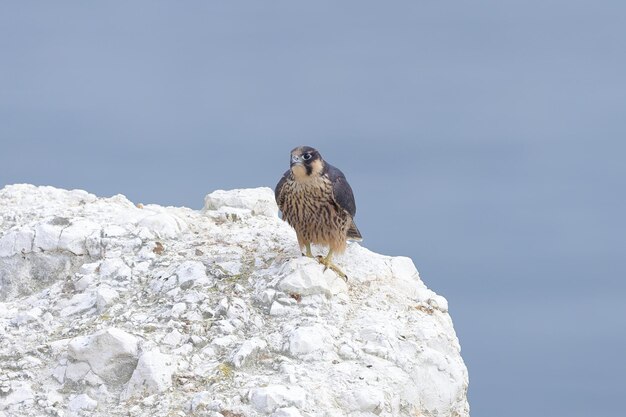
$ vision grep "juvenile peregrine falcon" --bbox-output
[275,146,361,278]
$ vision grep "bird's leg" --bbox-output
[316,249,348,280]
[303,243,314,258]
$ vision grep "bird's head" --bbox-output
[290,146,324,180]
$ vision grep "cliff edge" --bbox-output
[0,184,469,417]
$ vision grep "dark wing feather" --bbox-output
[275,169,290,210]
[325,163,357,217]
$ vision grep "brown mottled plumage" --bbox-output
[275,146,361,278]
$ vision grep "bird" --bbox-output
[275,146,361,278]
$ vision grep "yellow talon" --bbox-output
[316,250,348,280]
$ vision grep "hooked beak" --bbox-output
[290,154,303,167]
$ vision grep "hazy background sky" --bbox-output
[1,1,625,416]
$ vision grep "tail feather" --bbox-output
[347,220,362,241]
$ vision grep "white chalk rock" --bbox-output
[390,256,421,282]
[170,302,187,318]
[74,274,95,291]
[338,244,395,283]
[0,303,10,318]
[226,297,249,322]
[216,259,242,275]
[0,185,469,417]
[269,301,293,316]
[67,328,139,385]
[45,390,64,408]
[65,361,91,383]
[408,347,467,415]
[175,260,211,289]
[1,382,34,408]
[162,329,186,347]
[33,221,64,252]
[248,385,307,413]
[0,227,34,257]
[96,287,119,312]
[203,187,278,218]
[121,349,173,400]
[231,337,268,368]
[59,292,96,317]
[271,407,303,417]
[99,258,132,281]
[10,307,42,326]
[349,386,385,413]
[288,325,330,357]
[137,212,186,238]
[278,258,347,297]
[52,365,66,384]
[58,219,101,255]
[78,262,100,275]
[67,394,97,412]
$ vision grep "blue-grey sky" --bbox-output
[1,2,625,415]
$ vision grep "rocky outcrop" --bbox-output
[0,184,469,417]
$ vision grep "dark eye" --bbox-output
[303,153,312,160]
